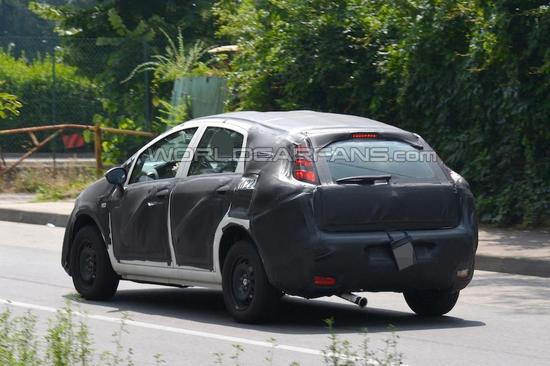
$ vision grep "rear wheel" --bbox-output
[222,241,280,323]
[71,226,119,300]
[404,289,459,316]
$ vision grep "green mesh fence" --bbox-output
[0,35,155,158]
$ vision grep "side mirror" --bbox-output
[105,167,127,188]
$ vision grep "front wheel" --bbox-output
[222,241,281,323]
[404,289,459,316]
[71,226,119,301]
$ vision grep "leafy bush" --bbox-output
[215,0,550,226]
[0,49,102,152]
[93,115,153,165]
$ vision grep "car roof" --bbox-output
[194,110,404,134]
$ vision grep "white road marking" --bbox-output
[0,298,322,357]
[0,280,404,360]
[0,298,409,365]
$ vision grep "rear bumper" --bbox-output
[319,225,474,295]
[267,225,476,298]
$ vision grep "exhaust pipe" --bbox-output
[338,293,368,308]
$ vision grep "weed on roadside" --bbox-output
[0,308,41,366]
[322,318,402,366]
[1,302,403,366]
[0,302,158,366]
[211,318,403,366]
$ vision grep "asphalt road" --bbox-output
[1,221,549,366]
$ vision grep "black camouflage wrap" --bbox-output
[62,111,477,298]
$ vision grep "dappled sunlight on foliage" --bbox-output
[0,50,102,152]
[215,0,550,226]
[0,92,22,120]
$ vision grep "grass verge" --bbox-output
[0,167,97,201]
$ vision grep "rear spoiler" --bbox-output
[308,130,425,150]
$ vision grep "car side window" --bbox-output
[129,128,198,184]
[188,127,244,176]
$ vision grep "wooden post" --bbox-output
[0,146,5,170]
[94,122,103,177]
[28,132,40,146]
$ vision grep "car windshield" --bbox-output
[319,139,445,183]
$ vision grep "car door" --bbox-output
[110,127,198,263]
[170,125,246,270]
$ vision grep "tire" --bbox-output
[71,225,119,301]
[222,241,281,323]
[404,289,459,316]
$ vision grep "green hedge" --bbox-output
[216,0,550,226]
[0,50,102,152]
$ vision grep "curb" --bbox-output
[0,208,69,228]
[475,254,549,278]
[0,208,548,278]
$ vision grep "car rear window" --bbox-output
[319,139,446,183]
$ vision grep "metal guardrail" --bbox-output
[0,124,157,176]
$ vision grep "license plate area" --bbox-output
[389,233,416,270]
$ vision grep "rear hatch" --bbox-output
[313,135,459,232]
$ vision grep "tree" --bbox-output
[30,0,218,162]
[30,0,218,128]
[215,0,550,226]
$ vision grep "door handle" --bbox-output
[147,201,163,207]
[155,188,171,198]
[216,185,231,195]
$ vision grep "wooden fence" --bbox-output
[0,124,157,176]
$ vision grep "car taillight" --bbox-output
[314,276,336,286]
[293,143,318,184]
[294,169,316,183]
